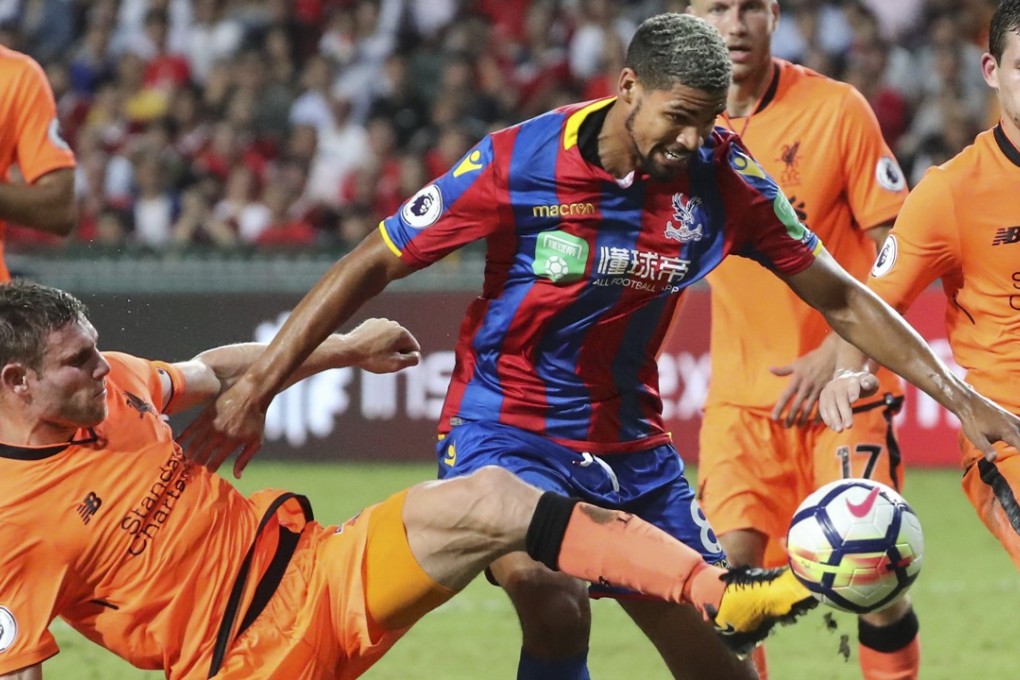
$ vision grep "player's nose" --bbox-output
[675,126,704,151]
[95,353,112,379]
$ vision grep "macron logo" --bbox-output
[846,486,881,518]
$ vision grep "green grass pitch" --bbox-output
[45,463,1014,679]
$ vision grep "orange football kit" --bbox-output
[698,60,909,566]
[0,45,76,280]
[868,124,1020,567]
[0,353,451,679]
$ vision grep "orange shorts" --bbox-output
[960,436,1020,570]
[698,399,903,567]
[213,490,453,680]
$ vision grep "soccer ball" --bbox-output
[545,255,569,281]
[786,478,924,614]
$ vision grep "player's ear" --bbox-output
[618,68,638,104]
[981,52,999,89]
[0,363,30,394]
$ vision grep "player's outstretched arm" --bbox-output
[781,249,1020,460]
[0,663,43,680]
[168,318,420,417]
[179,231,414,476]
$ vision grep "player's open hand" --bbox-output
[177,377,266,478]
[347,318,422,374]
[770,341,837,427]
[954,391,1020,463]
[818,370,879,432]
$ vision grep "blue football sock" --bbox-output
[517,649,591,680]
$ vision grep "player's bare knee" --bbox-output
[461,465,524,498]
[480,464,543,494]
[502,566,589,613]
[408,467,536,556]
[502,567,591,641]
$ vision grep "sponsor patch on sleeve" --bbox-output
[773,193,807,239]
[400,185,444,229]
[0,606,18,652]
[870,235,897,278]
[876,156,906,192]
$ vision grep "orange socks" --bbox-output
[750,645,769,680]
[858,610,920,680]
[549,500,726,613]
[858,640,920,680]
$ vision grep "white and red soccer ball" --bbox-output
[787,478,924,614]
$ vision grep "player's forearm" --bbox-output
[236,234,401,409]
[829,222,891,375]
[832,335,874,376]
[171,333,367,414]
[824,282,972,412]
[202,335,364,391]
[0,169,76,236]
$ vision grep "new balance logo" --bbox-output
[77,491,103,524]
[992,226,1020,246]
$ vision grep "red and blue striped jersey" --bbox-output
[380,98,822,454]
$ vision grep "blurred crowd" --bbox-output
[0,0,1003,252]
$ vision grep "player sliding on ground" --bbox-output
[0,281,812,680]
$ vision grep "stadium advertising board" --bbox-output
[80,289,962,466]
